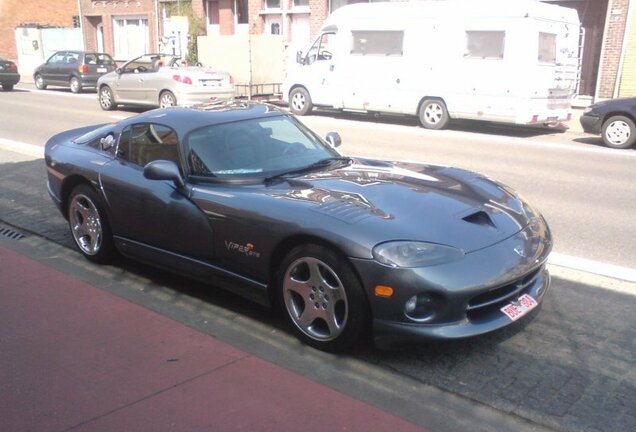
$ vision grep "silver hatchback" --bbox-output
[97,53,235,110]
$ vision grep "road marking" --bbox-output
[109,114,130,120]
[0,136,634,287]
[0,138,44,158]
[15,85,95,99]
[303,115,636,158]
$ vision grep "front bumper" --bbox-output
[350,221,552,348]
[580,113,603,135]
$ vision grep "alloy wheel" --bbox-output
[69,193,103,256]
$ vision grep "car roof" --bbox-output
[123,102,288,134]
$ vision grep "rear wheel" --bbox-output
[99,85,116,111]
[67,184,115,264]
[34,74,47,90]
[602,115,636,149]
[277,244,370,352]
[159,90,177,108]
[418,98,450,130]
[70,76,81,93]
[289,87,313,116]
[1,83,14,91]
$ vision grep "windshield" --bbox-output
[186,115,340,179]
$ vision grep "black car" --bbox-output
[44,102,552,352]
[0,55,20,91]
[34,51,116,93]
[580,97,636,149]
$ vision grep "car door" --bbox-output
[302,32,340,107]
[112,57,153,103]
[41,51,66,84]
[99,122,215,260]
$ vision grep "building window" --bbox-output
[465,31,505,59]
[235,0,249,24]
[538,32,556,63]
[351,31,403,56]
[207,0,219,25]
[265,0,281,9]
[294,0,309,6]
[113,17,149,59]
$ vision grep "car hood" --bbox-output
[265,158,543,253]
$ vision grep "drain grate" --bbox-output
[0,226,26,241]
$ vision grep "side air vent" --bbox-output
[463,211,496,229]
[0,226,26,240]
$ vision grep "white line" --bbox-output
[0,138,44,158]
[549,253,636,283]
[109,114,129,120]
[1,136,635,284]
[16,85,95,99]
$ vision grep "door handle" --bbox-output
[329,65,335,72]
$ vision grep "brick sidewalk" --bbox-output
[0,245,427,432]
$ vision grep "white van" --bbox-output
[283,0,581,129]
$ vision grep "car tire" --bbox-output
[34,74,47,90]
[601,115,636,149]
[289,87,313,116]
[418,98,450,130]
[99,85,116,111]
[277,244,370,352]
[1,83,14,91]
[70,76,82,93]
[67,184,116,264]
[159,90,177,108]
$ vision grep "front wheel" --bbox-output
[159,90,177,108]
[602,115,636,149]
[99,86,116,110]
[289,87,313,116]
[277,244,370,352]
[34,74,47,90]
[70,76,81,93]
[418,99,450,130]
[67,184,116,264]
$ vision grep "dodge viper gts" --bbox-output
[45,102,552,351]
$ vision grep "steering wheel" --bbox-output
[136,66,147,73]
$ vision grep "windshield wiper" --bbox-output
[264,157,352,184]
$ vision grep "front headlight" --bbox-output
[583,106,593,114]
[372,241,464,268]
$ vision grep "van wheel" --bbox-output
[418,99,449,130]
[289,87,313,116]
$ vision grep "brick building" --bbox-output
[0,0,78,60]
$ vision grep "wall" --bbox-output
[0,0,77,62]
[596,0,630,98]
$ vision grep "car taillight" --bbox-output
[79,64,88,74]
[8,63,17,72]
[172,75,192,85]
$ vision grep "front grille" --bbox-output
[467,266,542,312]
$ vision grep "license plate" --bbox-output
[200,80,221,87]
[500,294,538,321]
[97,67,107,73]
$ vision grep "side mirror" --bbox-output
[143,160,185,188]
[115,67,122,75]
[325,132,341,148]
[296,50,304,65]
[100,134,115,151]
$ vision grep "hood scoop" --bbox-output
[463,210,496,229]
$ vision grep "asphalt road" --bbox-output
[1,85,635,432]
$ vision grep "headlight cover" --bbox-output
[372,241,464,268]
[583,106,593,114]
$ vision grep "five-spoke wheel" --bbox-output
[99,86,116,111]
[159,90,177,108]
[602,115,636,149]
[278,244,369,352]
[418,99,450,130]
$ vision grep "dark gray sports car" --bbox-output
[45,102,552,351]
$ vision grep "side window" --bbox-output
[306,32,335,64]
[465,31,505,59]
[65,52,79,64]
[48,52,66,65]
[117,123,179,167]
[538,32,556,63]
[351,31,404,56]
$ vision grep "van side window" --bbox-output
[351,31,404,56]
[306,32,335,64]
[465,31,505,59]
[538,32,556,63]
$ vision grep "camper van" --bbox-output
[283,0,581,129]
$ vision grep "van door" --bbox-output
[301,32,339,107]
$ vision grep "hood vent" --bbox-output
[463,210,496,229]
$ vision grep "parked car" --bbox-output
[44,102,552,352]
[0,55,20,91]
[34,51,116,93]
[580,97,636,149]
[97,53,235,111]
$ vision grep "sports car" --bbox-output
[44,102,552,351]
